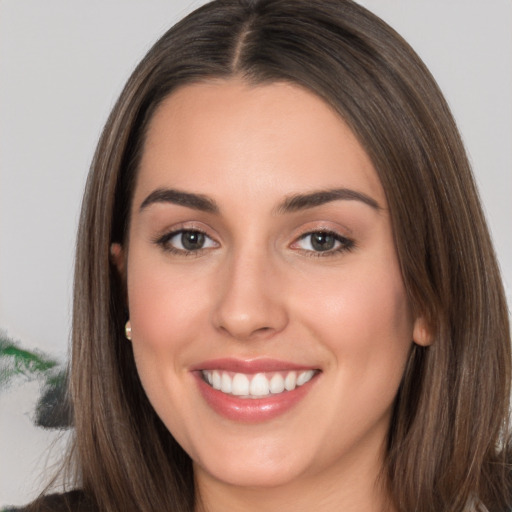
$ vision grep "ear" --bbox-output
[110,243,126,277]
[412,316,432,347]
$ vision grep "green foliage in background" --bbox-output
[0,330,72,428]
[0,332,59,388]
[0,332,72,510]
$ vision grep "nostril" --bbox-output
[217,323,275,341]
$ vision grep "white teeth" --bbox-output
[212,370,221,390]
[202,369,316,398]
[221,372,232,394]
[297,369,315,386]
[284,371,297,391]
[269,373,285,394]
[250,373,270,397]
[232,373,250,396]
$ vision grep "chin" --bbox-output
[194,456,307,489]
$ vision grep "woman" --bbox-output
[25,0,511,510]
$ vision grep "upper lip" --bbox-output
[190,358,319,373]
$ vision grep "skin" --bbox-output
[112,79,430,512]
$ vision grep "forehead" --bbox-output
[135,79,385,208]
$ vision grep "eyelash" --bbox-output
[293,230,356,257]
[154,229,216,256]
[154,229,356,257]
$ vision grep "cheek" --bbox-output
[287,263,413,462]
[124,252,212,398]
[124,255,213,440]
[293,257,413,401]
[297,255,412,337]
[127,255,209,344]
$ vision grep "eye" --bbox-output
[293,231,355,255]
[157,229,218,254]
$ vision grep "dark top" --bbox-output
[7,491,96,512]
[10,490,511,511]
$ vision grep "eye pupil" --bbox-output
[311,232,335,251]
[181,231,205,250]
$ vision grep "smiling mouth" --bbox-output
[201,369,319,399]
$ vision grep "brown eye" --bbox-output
[294,231,355,255]
[157,229,217,254]
[310,232,336,251]
[181,231,205,251]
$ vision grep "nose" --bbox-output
[212,248,289,341]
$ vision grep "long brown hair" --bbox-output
[41,1,512,510]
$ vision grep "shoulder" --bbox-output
[9,490,96,512]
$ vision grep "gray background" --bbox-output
[1,0,511,506]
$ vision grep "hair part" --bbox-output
[37,1,512,511]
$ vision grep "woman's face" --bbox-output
[114,80,426,493]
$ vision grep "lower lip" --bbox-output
[194,372,318,423]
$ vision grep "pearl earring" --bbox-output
[125,321,132,341]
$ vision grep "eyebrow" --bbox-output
[139,186,381,215]
[139,188,219,213]
[275,188,382,214]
